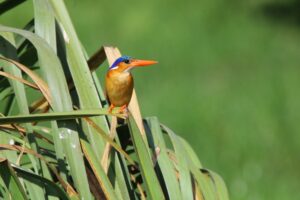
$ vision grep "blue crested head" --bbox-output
[109,55,132,70]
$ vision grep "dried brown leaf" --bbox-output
[0,70,39,90]
[0,57,52,106]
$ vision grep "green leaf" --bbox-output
[191,168,216,200]
[13,165,72,200]
[0,23,92,199]
[0,129,19,165]
[33,0,56,52]
[0,0,26,15]
[145,117,182,200]
[0,87,13,101]
[113,154,132,200]
[204,169,229,200]
[0,32,48,199]
[0,159,28,200]
[128,114,165,200]
[179,138,202,168]
[0,177,10,200]
[49,0,110,160]
[0,108,118,124]
[160,125,193,200]
[81,139,118,200]
[84,117,135,165]
[33,0,70,189]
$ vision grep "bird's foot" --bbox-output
[108,104,115,113]
[119,105,128,118]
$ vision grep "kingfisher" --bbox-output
[105,56,157,113]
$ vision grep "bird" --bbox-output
[105,55,157,113]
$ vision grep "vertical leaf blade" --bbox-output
[0,159,28,200]
[0,25,92,200]
[146,117,182,200]
[128,114,165,200]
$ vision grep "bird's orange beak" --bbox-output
[131,59,158,67]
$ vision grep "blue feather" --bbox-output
[109,56,131,69]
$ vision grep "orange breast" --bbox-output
[105,71,134,107]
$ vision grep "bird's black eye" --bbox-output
[124,59,130,64]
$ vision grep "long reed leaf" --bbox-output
[13,165,72,200]
[0,32,48,199]
[49,0,108,159]
[0,159,28,200]
[0,108,118,124]
[0,24,93,199]
[81,139,118,200]
[145,117,182,200]
[161,125,194,200]
[128,114,165,199]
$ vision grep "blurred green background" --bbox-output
[1,0,300,199]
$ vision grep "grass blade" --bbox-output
[50,0,108,159]
[190,167,216,200]
[0,0,26,15]
[2,13,94,199]
[33,0,56,52]
[161,125,194,200]
[204,169,229,200]
[0,159,28,200]
[145,117,182,200]
[0,32,48,198]
[81,139,118,200]
[84,117,135,165]
[13,165,72,200]
[179,138,202,168]
[128,114,165,200]
[0,108,120,124]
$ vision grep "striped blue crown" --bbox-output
[109,56,131,69]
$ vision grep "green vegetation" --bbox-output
[67,1,300,200]
[73,1,300,200]
[0,0,229,199]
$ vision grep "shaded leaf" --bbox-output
[0,158,28,200]
[128,114,165,200]
[13,165,72,200]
